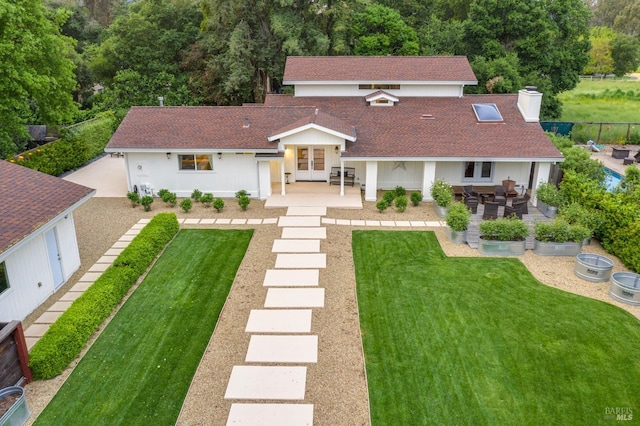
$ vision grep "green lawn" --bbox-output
[559,80,640,123]
[35,229,253,425]
[353,231,640,425]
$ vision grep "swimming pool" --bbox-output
[604,168,624,191]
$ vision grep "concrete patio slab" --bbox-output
[59,291,83,302]
[245,309,312,333]
[263,269,319,287]
[79,272,102,282]
[62,155,127,197]
[70,281,92,292]
[264,288,325,308]
[272,239,320,253]
[49,301,72,311]
[224,366,307,400]
[105,248,124,256]
[281,227,326,239]
[25,324,49,337]
[200,218,216,224]
[275,254,326,269]
[287,206,327,216]
[34,310,63,324]
[184,218,200,224]
[88,263,110,272]
[245,335,318,363]
[227,404,314,426]
[278,216,321,227]
[97,255,117,264]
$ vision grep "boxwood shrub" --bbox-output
[29,213,179,380]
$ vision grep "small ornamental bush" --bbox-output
[140,195,154,211]
[383,190,396,206]
[213,197,225,212]
[410,191,422,206]
[446,201,471,232]
[394,186,406,197]
[238,195,250,210]
[395,195,408,212]
[157,188,169,198]
[162,191,177,206]
[235,189,249,198]
[191,189,202,202]
[29,213,179,379]
[180,198,193,212]
[536,182,563,207]
[430,179,454,208]
[479,217,529,241]
[127,191,140,207]
[534,219,591,243]
[376,200,389,212]
[200,193,214,207]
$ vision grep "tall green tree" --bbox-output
[611,33,640,76]
[584,27,615,75]
[0,0,77,158]
[348,4,419,56]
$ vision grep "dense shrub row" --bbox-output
[10,111,117,176]
[29,213,179,380]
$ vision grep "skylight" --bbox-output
[472,103,503,122]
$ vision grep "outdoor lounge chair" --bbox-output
[512,192,530,214]
[483,201,500,220]
[464,195,479,214]
[493,185,507,206]
[504,200,527,219]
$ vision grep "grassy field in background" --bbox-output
[353,230,640,425]
[559,79,640,123]
[35,229,253,425]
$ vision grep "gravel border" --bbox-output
[23,197,639,425]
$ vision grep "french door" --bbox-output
[296,146,326,181]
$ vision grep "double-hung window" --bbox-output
[463,161,493,181]
[0,262,9,296]
[179,154,213,171]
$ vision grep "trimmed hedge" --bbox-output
[29,213,179,380]
[10,111,116,176]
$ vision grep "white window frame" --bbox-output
[0,261,10,296]
[462,161,494,182]
[178,154,213,171]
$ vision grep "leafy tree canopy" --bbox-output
[349,4,419,56]
[0,0,77,158]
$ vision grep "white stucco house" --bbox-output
[0,161,94,321]
[105,56,562,202]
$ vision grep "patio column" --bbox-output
[422,161,436,201]
[365,161,378,201]
[257,160,273,200]
[531,162,552,206]
[280,159,286,195]
[340,162,345,196]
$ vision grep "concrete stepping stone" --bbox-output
[97,255,117,264]
[395,221,411,227]
[130,223,145,230]
[111,241,130,248]
[105,248,124,256]
[217,218,231,224]
[246,335,318,363]
[278,216,321,227]
[200,218,216,224]
[287,206,326,216]
[247,219,262,225]
[272,239,320,253]
[263,269,319,287]
[263,218,278,224]
[88,263,110,272]
[265,288,325,308]
[138,218,151,224]
[426,221,443,227]
[25,324,49,338]
[26,338,38,351]
[177,218,185,224]
[59,291,83,302]
[245,309,312,333]
[321,218,336,225]
[119,235,135,242]
[49,301,72,312]
[79,272,101,282]
[184,218,200,224]
[125,229,141,235]
[410,221,426,227]
[227,404,313,426]
[232,219,247,225]
[34,311,63,324]
[225,366,307,400]
[70,281,92,292]
[380,221,396,227]
[336,219,350,225]
[281,227,326,239]
[351,220,365,226]
[275,254,326,269]
[365,220,380,226]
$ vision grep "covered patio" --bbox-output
[265,182,363,208]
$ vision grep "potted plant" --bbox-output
[0,386,30,425]
[535,182,562,218]
[533,219,590,256]
[478,217,529,256]
[430,179,454,218]
[445,202,471,244]
[559,203,604,245]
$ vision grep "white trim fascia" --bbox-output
[108,148,279,154]
[0,190,95,263]
[284,80,478,86]
[341,156,564,163]
[268,123,356,142]
[365,93,400,102]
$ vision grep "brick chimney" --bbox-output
[517,86,542,122]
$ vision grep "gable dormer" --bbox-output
[365,91,399,106]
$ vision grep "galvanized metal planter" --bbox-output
[609,272,640,306]
[574,253,614,282]
[478,238,526,256]
[445,227,467,244]
[0,386,30,426]
[536,201,557,218]
[533,240,582,256]
[433,204,448,219]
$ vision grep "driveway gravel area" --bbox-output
[23,196,639,425]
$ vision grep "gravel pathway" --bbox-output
[23,197,639,425]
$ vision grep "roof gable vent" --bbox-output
[365,90,399,107]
